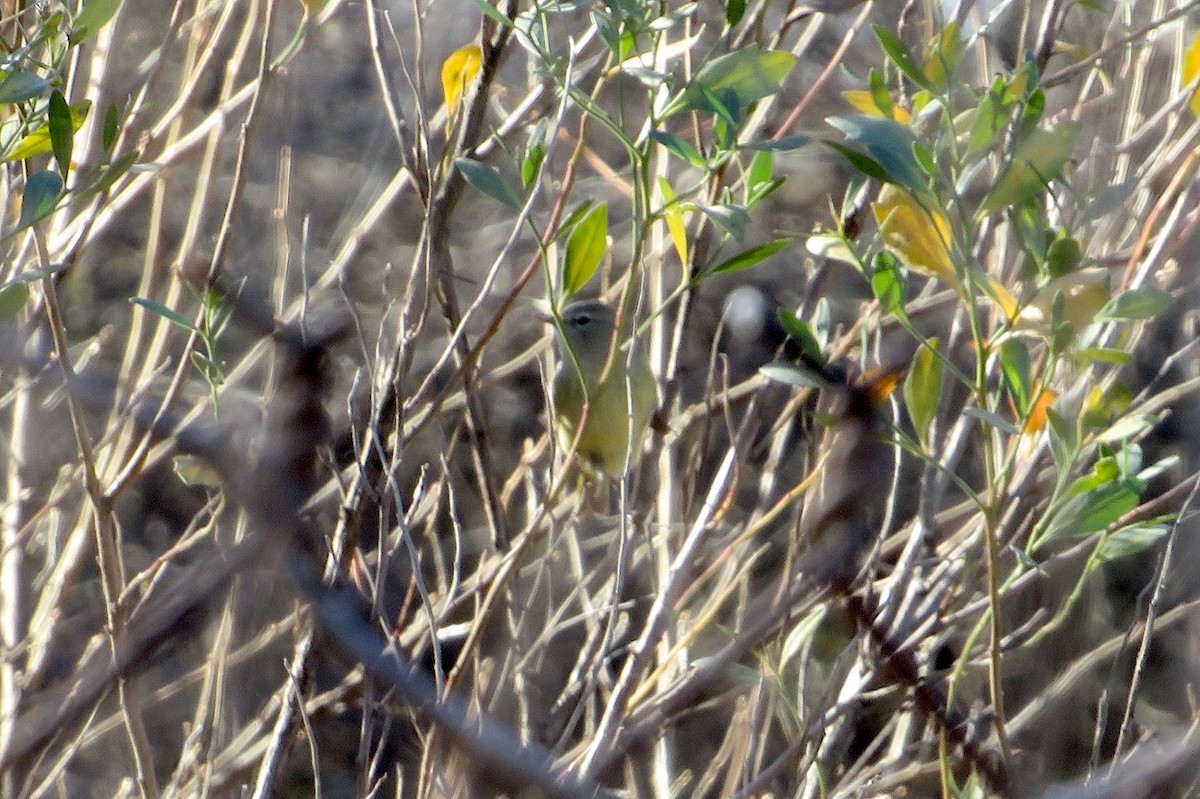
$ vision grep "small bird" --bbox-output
[547,299,658,478]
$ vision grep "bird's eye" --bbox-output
[574,314,591,327]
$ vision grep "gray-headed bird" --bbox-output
[547,300,658,478]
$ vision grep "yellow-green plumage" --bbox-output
[551,301,658,477]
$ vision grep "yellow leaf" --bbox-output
[1015,267,1111,333]
[985,278,1019,321]
[873,185,1018,315]
[441,44,482,126]
[924,22,963,90]
[873,183,958,289]
[658,177,688,266]
[842,89,911,124]
[843,89,880,116]
[5,101,91,163]
[1183,30,1200,117]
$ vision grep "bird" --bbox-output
[547,299,658,478]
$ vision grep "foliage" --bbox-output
[0,2,1196,799]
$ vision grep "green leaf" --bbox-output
[1016,87,1046,135]
[1094,413,1159,444]
[592,10,621,56]
[190,351,223,385]
[704,85,739,133]
[455,156,522,210]
[725,0,745,26]
[521,142,545,189]
[1046,407,1076,473]
[747,149,772,192]
[1042,479,1142,544]
[1094,523,1171,564]
[562,202,607,298]
[745,150,778,205]
[823,141,893,183]
[710,237,791,274]
[0,72,51,104]
[904,337,943,446]
[694,202,750,243]
[47,91,73,178]
[871,251,907,319]
[967,78,1012,156]
[777,309,823,362]
[978,121,1080,216]
[868,69,894,118]
[924,21,963,89]
[1095,286,1173,321]
[912,141,937,180]
[873,26,934,91]
[614,28,643,62]
[648,129,706,168]
[760,361,828,389]
[669,46,797,118]
[6,101,92,163]
[780,605,826,669]
[747,177,785,207]
[1045,233,1082,278]
[827,115,926,193]
[131,297,199,334]
[1092,456,1120,484]
[1081,177,1137,224]
[0,283,29,321]
[16,170,63,230]
[102,103,120,153]
[74,0,122,40]
[999,338,1032,415]
[1138,455,1179,482]
[963,406,1021,436]
[742,135,811,151]
[1075,348,1133,366]
[555,200,596,242]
